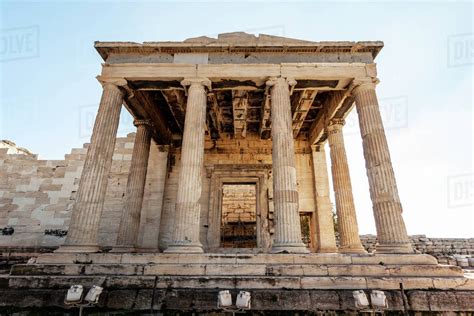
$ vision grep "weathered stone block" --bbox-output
[143,264,205,276]
[388,265,463,277]
[328,264,388,276]
[205,264,266,276]
[366,277,434,290]
[308,290,341,310]
[155,276,236,289]
[252,290,311,310]
[106,289,137,309]
[431,277,474,290]
[407,290,429,311]
[351,254,438,265]
[428,291,463,311]
[10,264,84,276]
[105,276,156,289]
[84,264,144,276]
[235,276,301,289]
[301,276,367,289]
[295,254,352,265]
[179,254,236,264]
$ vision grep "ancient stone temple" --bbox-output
[0,33,473,314]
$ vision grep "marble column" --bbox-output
[268,77,308,253]
[353,82,413,253]
[56,83,124,253]
[327,118,366,253]
[112,119,152,252]
[164,78,210,254]
[136,145,169,252]
[311,144,338,253]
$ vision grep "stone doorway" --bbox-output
[206,164,272,252]
[220,183,257,248]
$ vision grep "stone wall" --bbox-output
[0,134,167,249]
[221,184,257,224]
[221,184,257,248]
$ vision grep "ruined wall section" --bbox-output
[0,134,166,249]
[361,235,474,256]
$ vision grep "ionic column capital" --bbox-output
[266,77,297,96]
[351,78,380,95]
[181,77,212,90]
[266,77,297,88]
[97,76,127,93]
[326,118,345,133]
[133,119,153,128]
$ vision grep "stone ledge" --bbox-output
[34,252,439,265]
[10,263,464,277]
[0,289,473,312]
[7,275,474,291]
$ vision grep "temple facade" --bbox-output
[61,32,411,255]
[1,33,473,314]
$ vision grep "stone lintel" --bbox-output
[95,36,384,59]
[101,63,372,83]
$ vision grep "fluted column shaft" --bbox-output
[57,83,123,253]
[113,120,152,252]
[327,119,365,253]
[353,83,412,253]
[165,78,210,253]
[269,77,308,253]
[311,145,338,253]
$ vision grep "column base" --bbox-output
[338,246,367,254]
[109,246,137,253]
[135,247,160,253]
[375,242,414,254]
[164,243,204,254]
[54,244,101,253]
[317,248,339,253]
[271,243,309,254]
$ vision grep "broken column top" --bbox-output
[94,32,383,61]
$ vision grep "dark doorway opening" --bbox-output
[220,184,257,248]
[300,212,315,249]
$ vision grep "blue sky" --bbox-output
[1,1,472,237]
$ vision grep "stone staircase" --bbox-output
[7,253,474,291]
[2,253,474,312]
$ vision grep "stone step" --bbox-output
[35,253,439,266]
[10,263,463,277]
[7,274,474,291]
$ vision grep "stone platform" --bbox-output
[8,253,474,290]
[2,253,474,313]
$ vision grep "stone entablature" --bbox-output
[96,32,383,65]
